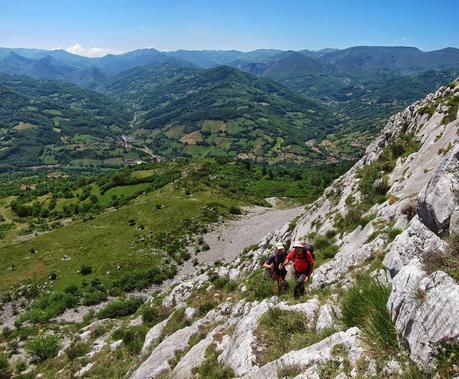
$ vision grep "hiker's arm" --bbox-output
[283,250,294,267]
[263,261,273,269]
[305,262,315,282]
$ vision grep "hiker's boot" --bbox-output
[293,284,301,298]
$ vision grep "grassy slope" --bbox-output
[0,185,241,291]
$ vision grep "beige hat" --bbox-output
[275,242,284,250]
[292,240,304,248]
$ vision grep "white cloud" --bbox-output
[65,43,121,57]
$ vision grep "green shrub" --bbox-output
[26,335,60,362]
[245,270,276,301]
[0,353,11,379]
[229,206,242,215]
[313,233,339,263]
[121,326,148,354]
[66,341,90,360]
[110,265,176,293]
[192,344,234,379]
[142,306,166,326]
[15,359,27,373]
[97,297,143,319]
[255,307,320,365]
[224,279,238,292]
[161,308,190,338]
[340,273,398,354]
[198,301,216,317]
[387,228,402,242]
[433,337,459,377]
[80,265,93,275]
[82,289,107,305]
[26,291,79,323]
[213,276,228,289]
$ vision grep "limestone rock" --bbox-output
[184,307,196,321]
[132,308,226,379]
[388,261,459,367]
[450,206,459,236]
[240,327,364,379]
[141,314,173,355]
[74,362,94,377]
[162,282,194,308]
[316,304,336,334]
[417,145,459,235]
[171,326,223,379]
[311,223,386,289]
[219,299,273,376]
[383,216,448,278]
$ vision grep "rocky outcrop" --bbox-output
[311,225,386,289]
[383,216,448,278]
[171,325,224,379]
[131,305,227,379]
[240,327,365,379]
[219,300,271,376]
[388,261,459,367]
[417,145,459,235]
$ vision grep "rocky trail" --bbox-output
[176,201,303,279]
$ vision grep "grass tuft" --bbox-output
[340,273,399,355]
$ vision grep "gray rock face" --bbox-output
[132,308,225,379]
[417,145,459,235]
[171,325,223,379]
[311,223,386,289]
[240,327,364,379]
[388,261,459,367]
[450,206,459,236]
[219,299,271,377]
[315,304,336,334]
[383,216,448,278]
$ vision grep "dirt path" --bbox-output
[175,202,304,279]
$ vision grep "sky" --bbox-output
[0,0,458,56]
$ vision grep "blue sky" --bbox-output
[0,0,457,56]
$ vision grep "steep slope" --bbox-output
[127,78,458,378]
[0,79,457,378]
[103,65,337,161]
[0,74,131,169]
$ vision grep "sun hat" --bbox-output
[275,242,284,250]
[292,240,304,248]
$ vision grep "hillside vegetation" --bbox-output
[0,74,131,170]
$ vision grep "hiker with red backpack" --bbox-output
[282,241,315,298]
[263,242,288,293]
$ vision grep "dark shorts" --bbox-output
[269,269,287,280]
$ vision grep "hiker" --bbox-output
[263,242,288,292]
[282,241,315,298]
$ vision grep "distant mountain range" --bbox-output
[0,45,458,169]
[2,45,458,85]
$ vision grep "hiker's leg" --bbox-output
[296,273,306,296]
